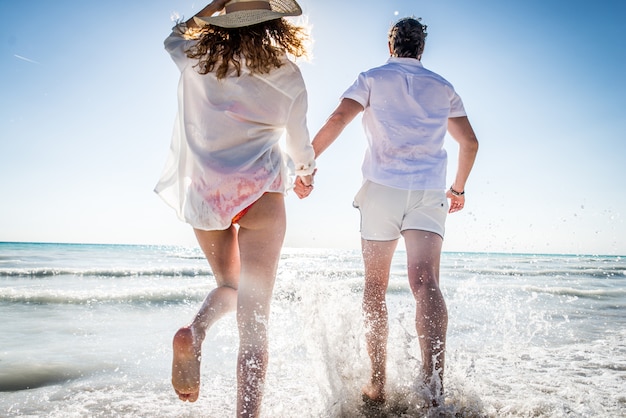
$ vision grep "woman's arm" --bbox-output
[185,0,230,29]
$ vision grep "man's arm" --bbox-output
[446,116,479,212]
[293,98,363,198]
[312,98,364,158]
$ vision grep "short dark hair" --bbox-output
[388,17,427,58]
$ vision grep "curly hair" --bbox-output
[388,17,427,59]
[183,19,309,79]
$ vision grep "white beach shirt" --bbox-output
[342,57,466,190]
[155,25,315,230]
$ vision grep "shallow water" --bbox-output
[1,243,625,417]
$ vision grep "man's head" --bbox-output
[388,17,427,59]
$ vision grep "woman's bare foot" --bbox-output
[172,326,202,402]
[362,381,385,405]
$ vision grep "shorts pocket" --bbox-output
[423,190,449,212]
[352,181,371,209]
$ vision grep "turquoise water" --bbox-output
[1,242,625,417]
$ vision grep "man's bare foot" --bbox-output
[172,326,202,402]
[421,374,444,408]
[362,382,385,405]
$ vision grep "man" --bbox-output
[303,17,478,405]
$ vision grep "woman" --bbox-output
[154,0,315,416]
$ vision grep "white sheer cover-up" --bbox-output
[155,25,315,230]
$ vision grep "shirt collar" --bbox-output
[387,56,423,67]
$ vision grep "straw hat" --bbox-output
[194,0,302,28]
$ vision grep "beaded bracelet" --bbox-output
[449,186,465,196]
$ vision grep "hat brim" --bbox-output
[194,0,302,28]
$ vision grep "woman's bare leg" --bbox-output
[361,238,398,403]
[172,225,240,402]
[235,192,286,418]
[402,230,447,402]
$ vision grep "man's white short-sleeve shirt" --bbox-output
[342,57,466,190]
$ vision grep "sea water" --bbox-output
[0,242,624,417]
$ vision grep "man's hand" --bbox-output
[446,188,465,213]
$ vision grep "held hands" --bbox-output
[294,169,316,199]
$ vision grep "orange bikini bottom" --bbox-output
[231,193,267,224]
[232,205,252,224]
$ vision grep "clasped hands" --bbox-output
[294,170,316,199]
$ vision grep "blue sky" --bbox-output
[1,0,624,255]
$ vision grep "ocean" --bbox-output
[0,242,624,417]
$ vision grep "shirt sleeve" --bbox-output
[448,88,467,118]
[340,72,370,109]
[164,23,195,72]
[285,88,316,176]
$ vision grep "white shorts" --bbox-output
[353,180,448,241]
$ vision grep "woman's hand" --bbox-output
[210,0,231,10]
[186,0,231,28]
[294,170,316,199]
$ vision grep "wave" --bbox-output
[0,267,366,280]
[522,285,626,299]
[0,287,209,305]
[4,265,622,281]
[0,267,213,278]
[446,266,626,279]
[0,363,95,392]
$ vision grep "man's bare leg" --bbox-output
[402,230,447,402]
[235,192,286,418]
[361,238,398,404]
[172,226,240,402]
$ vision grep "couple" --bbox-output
[154,0,479,416]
